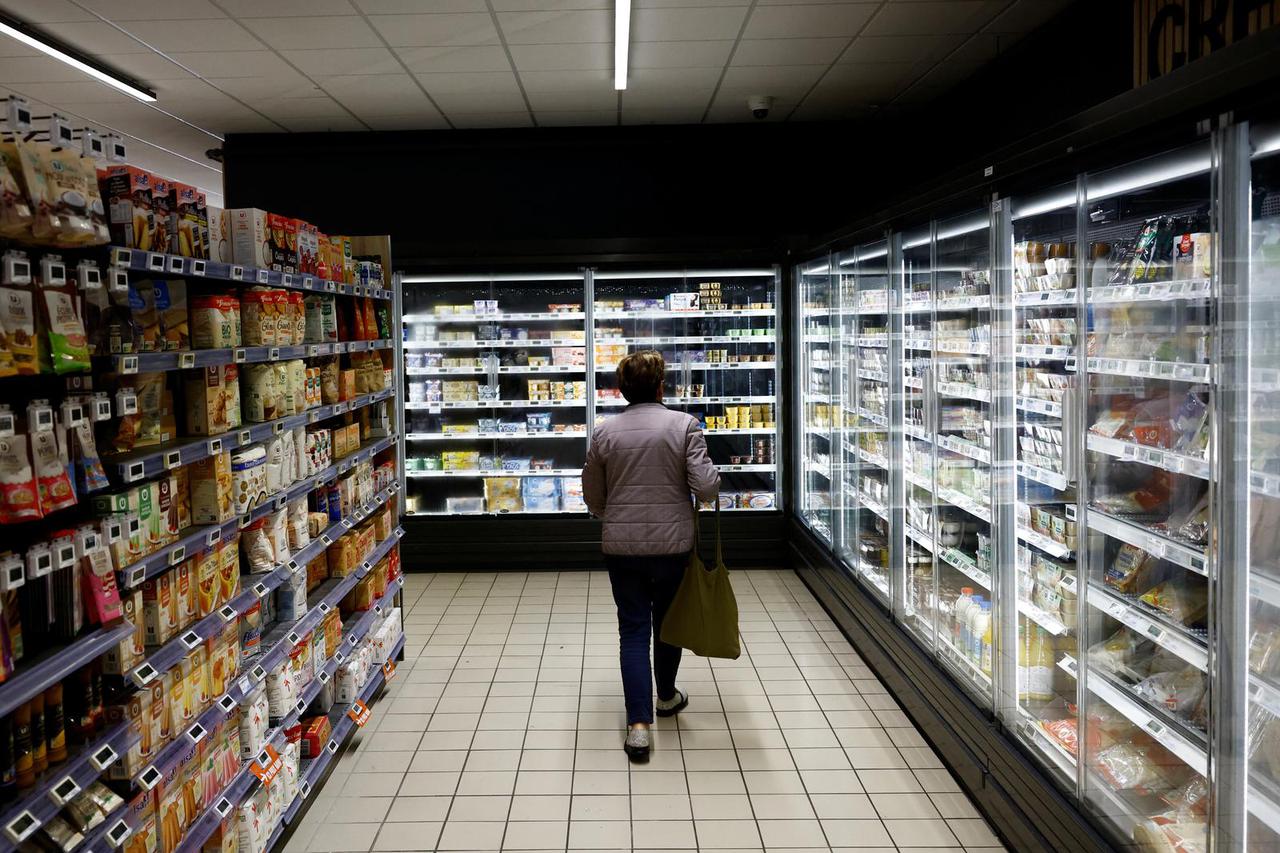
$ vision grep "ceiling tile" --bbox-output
[0,56,96,84]
[863,0,1004,36]
[279,114,369,131]
[493,0,610,9]
[705,92,799,122]
[245,16,383,49]
[510,43,611,71]
[496,11,611,44]
[278,48,404,76]
[716,64,826,95]
[790,100,874,121]
[730,38,848,67]
[630,40,734,68]
[518,69,612,91]
[39,22,154,54]
[633,7,748,41]
[839,34,963,64]
[168,51,298,78]
[635,0,749,8]
[525,89,616,111]
[116,19,254,51]
[414,70,522,95]
[984,0,1073,33]
[742,4,877,39]
[622,68,719,108]
[171,102,281,129]
[368,13,500,46]
[204,73,317,101]
[622,106,705,124]
[354,0,486,12]
[5,80,132,104]
[362,112,451,129]
[98,52,197,80]
[536,109,616,125]
[909,58,986,92]
[256,96,353,120]
[450,112,533,128]
[0,0,96,22]
[396,46,513,73]
[431,89,529,113]
[153,77,244,102]
[74,0,226,20]
[216,0,358,15]
[316,73,436,115]
[810,60,919,101]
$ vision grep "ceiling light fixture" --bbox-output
[0,14,156,103]
[614,0,631,90]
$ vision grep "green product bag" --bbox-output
[660,505,740,659]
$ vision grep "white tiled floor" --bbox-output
[285,570,1006,852]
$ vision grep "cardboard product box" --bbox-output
[196,547,219,617]
[306,553,328,591]
[217,536,240,604]
[169,182,203,258]
[100,164,155,250]
[147,679,169,753]
[340,236,355,283]
[325,536,355,578]
[298,221,319,275]
[339,368,356,402]
[174,464,191,533]
[121,790,157,853]
[149,176,173,255]
[195,192,210,260]
[156,474,180,546]
[373,507,392,542]
[175,560,198,630]
[266,214,297,273]
[106,692,146,779]
[208,206,231,263]
[184,365,234,436]
[163,666,188,737]
[142,573,178,646]
[190,451,234,525]
[228,208,270,269]
[104,587,146,674]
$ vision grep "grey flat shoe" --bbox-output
[624,726,651,762]
[656,687,689,717]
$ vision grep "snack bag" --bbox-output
[37,145,96,244]
[0,283,39,374]
[0,433,41,522]
[39,281,91,373]
[153,279,189,351]
[3,140,57,240]
[0,145,32,237]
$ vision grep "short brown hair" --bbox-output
[617,350,665,404]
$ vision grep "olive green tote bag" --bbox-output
[660,506,741,660]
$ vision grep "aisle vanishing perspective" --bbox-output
[283,570,1004,852]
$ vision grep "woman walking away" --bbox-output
[582,350,721,762]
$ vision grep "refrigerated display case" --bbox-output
[402,268,782,517]
[798,260,835,541]
[789,124,1280,850]
[593,269,781,513]
[402,273,591,516]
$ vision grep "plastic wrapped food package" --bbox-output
[1133,667,1207,723]
[242,517,274,573]
[1139,579,1208,624]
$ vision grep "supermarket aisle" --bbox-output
[284,570,1005,852]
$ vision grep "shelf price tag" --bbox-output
[382,660,396,682]
[347,699,373,728]
[249,744,283,785]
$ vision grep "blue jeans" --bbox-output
[605,553,687,725]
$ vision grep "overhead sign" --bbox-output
[1133,0,1280,86]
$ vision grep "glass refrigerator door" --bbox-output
[593,269,780,513]
[900,227,940,644]
[798,260,835,541]
[401,273,590,515]
[1078,144,1214,846]
[924,211,997,707]
[1245,125,1280,846]
[838,242,892,602]
[1008,183,1084,786]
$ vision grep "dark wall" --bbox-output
[223,0,1264,270]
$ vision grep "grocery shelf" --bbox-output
[851,444,889,471]
[407,468,579,478]
[406,431,585,441]
[904,425,931,443]
[1016,344,1074,361]
[596,361,776,372]
[805,462,831,481]
[704,427,777,435]
[904,376,924,390]
[855,408,888,427]
[1086,356,1214,384]
[906,524,935,555]
[937,634,994,691]
[1251,468,1280,498]
[1086,583,1207,671]
[77,801,135,852]
[0,720,138,846]
[935,294,992,311]
[858,493,889,522]
[100,339,392,374]
[116,434,399,589]
[107,388,395,483]
[1017,396,1064,418]
[1085,509,1207,575]
[935,340,991,355]
[858,369,888,382]
[595,308,775,319]
[597,335,775,346]
[403,338,583,350]
[1088,278,1211,303]
[1083,663,1208,776]
[1016,525,1074,560]
[1017,714,1078,779]
[404,311,585,322]
[406,365,583,375]
[905,337,932,351]
[109,246,392,301]
[598,395,775,407]
[406,399,586,410]
[1018,598,1070,636]
[856,336,889,348]
[1015,289,1077,306]
[1253,570,1280,610]
[0,622,137,718]
[937,487,992,523]
[937,382,992,403]
[1086,434,1213,480]
[942,546,993,589]
[938,435,992,465]
[1018,461,1069,491]
[410,508,585,517]
[905,468,933,492]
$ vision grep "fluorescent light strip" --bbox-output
[593,269,775,280]
[0,20,155,103]
[614,0,631,91]
[403,273,583,284]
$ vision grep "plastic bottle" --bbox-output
[952,587,974,649]
[44,684,66,764]
[1031,627,1056,702]
[13,704,32,789]
[961,594,983,657]
[1016,622,1029,702]
[980,605,994,675]
[30,692,46,775]
[971,602,991,667]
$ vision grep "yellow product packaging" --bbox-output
[157,770,186,853]
[105,692,146,779]
[3,140,57,241]
[0,142,32,238]
[142,572,177,645]
[217,536,240,603]
[196,548,219,617]
[484,477,522,513]
[373,507,392,541]
[0,282,39,374]
[164,666,188,736]
[104,588,145,674]
[37,144,99,244]
[326,537,355,578]
[146,680,168,756]
[190,450,234,524]
[174,464,191,532]
[175,560,198,630]
[153,279,188,352]
[122,790,157,853]
[184,366,234,436]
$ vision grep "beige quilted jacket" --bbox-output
[582,403,721,555]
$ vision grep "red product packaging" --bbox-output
[149,176,173,255]
[81,545,124,624]
[99,164,154,250]
[0,433,42,522]
[299,716,331,759]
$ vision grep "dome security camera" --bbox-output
[748,95,774,120]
